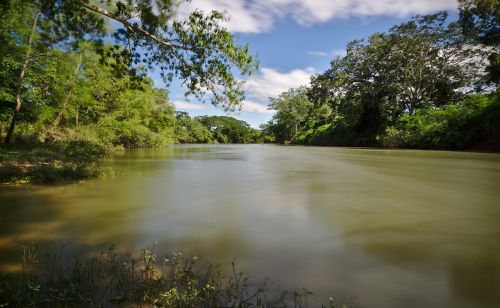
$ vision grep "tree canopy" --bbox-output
[264,10,499,150]
[0,0,258,143]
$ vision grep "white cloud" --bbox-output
[306,51,329,57]
[172,67,313,114]
[244,67,314,99]
[332,49,347,57]
[228,67,313,114]
[179,0,458,33]
[241,100,275,114]
[173,100,207,110]
[177,0,271,33]
[307,49,346,57]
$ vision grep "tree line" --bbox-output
[0,0,258,148]
[175,113,265,144]
[1,0,498,152]
[262,0,499,150]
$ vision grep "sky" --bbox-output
[151,0,460,128]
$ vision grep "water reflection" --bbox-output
[1,145,500,308]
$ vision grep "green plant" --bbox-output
[0,246,347,307]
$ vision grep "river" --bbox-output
[1,144,500,307]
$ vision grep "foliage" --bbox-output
[0,140,107,183]
[458,0,499,46]
[174,111,216,144]
[173,112,263,144]
[263,86,331,144]
[196,115,263,143]
[380,93,500,150]
[308,13,485,145]
[0,0,257,145]
[264,10,498,150]
[458,0,500,85]
[78,0,258,110]
[0,246,344,307]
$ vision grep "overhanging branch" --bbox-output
[79,0,193,52]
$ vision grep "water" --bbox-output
[1,144,500,307]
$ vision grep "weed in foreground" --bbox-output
[0,245,353,307]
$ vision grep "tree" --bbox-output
[458,0,500,85]
[174,112,214,143]
[265,86,318,143]
[4,5,40,143]
[0,18,179,148]
[458,0,499,45]
[1,0,105,142]
[308,12,487,145]
[2,0,257,142]
[76,0,257,107]
[196,115,261,143]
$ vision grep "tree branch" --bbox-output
[79,1,193,52]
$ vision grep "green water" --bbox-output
[1,145,500,307]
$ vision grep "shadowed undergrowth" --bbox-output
[0,140,109,184]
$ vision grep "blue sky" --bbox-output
[152,0,459,128]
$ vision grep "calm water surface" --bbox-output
[1,145,500,307]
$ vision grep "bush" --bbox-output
[294,116,360,146]
[27,163,102,184]
[51,139,108,163]
[381,93,500,150]
[0,163,24,182]
[0,138,107,184]
[96,119,173,148]
[380,126,412,148]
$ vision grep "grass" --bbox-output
[0,245,350,308]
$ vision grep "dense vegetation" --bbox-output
[0,0,259,145]
[176,113,264,144]
[0,0,260,183]
[262,1,499,150]
[0,1,498,306]
[1,0,498,183]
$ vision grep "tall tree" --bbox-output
[2,0,105,142]
[2,0,257,142]
[4,6,40,143]
[265,86,316,143]
[458,0,500,85]
[309,12,486,145]
[458,0,499,45]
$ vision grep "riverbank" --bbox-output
[0,245,341,308]
[283,94,500,151]
[0,140,108,184]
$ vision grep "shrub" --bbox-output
[26,163,102,184]
[381,93,500,150]
[0,163,24,182]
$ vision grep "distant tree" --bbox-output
[264,86,325,143]
[175,112,215,143]
[196,115,261,143]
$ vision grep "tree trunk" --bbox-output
[4,11,41,144]
[52,54,83,129]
